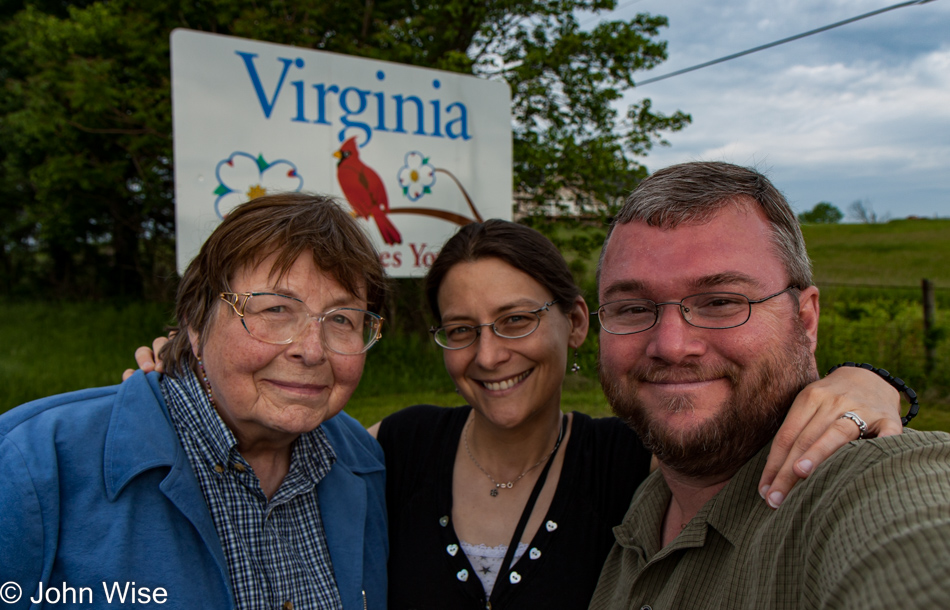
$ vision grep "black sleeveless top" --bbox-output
[377,405,651,610]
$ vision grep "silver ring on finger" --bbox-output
[839,411,868,439]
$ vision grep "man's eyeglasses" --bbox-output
[220,292,383,355]
[430,301,558,350]
[598,287,797,335]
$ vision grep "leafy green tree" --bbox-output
[0,0,689,298]
[1,2,176,298]
[798,202,844,224]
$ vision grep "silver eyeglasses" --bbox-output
[430,301,558,350]
[220,292,383,355]
[598,287,797,335]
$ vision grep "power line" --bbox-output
[636,0,940,86]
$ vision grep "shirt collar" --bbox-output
[613,469,673,560]
[703,442,774,547]
[162,368,238,469]
[613,441,774,558]
[291,424,336,484]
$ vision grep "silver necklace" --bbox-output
[464,414,566,497]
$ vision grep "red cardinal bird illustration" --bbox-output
[334,137,402,245]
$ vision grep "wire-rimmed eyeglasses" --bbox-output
[220,292,383,355]
[429,301,558,350]
[597,287,797,335]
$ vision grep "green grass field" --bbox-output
[2,218,949,431]
[0,301,177,407]
[803,218,950,287]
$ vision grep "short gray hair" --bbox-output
[598,161,812,289]
[162,192,387,378]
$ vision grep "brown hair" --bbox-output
[162,192,387,377]
[424,219,581,322]
[598,161,813,289]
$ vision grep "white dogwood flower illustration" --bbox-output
[396,151,437,201]
[213,152,303,218]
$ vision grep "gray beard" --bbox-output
[600,323,817,479]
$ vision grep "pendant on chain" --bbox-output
[465,415,566,499]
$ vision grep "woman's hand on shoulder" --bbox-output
[759,364,902,508]
[121,336,171,381]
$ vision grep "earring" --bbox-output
[196,354,215,405]
[571,349,581,374]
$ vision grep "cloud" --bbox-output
[607,0,950,216]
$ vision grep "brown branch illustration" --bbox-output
[435,168,483,222]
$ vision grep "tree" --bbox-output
[798,202,843,224]
[1,2,176,298]
[848,199,889,224]
[0,0,689,298]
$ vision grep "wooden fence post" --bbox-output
[922,278,936,374]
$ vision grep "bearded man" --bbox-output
[589,161,950,609]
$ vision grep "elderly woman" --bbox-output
[0,193,388,609]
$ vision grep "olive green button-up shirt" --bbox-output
[590,431,950,610]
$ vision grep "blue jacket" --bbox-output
[0,371,387,609]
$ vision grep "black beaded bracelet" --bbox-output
[827,362,919,426]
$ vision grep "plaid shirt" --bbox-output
[161,371,343,610]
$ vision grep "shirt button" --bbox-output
[213,463,224,473]
[233,462,247,472]
[640,605,652,610]
[283,601,293,610]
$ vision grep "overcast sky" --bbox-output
[588,0,950,219]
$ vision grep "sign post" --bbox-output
[171,29,512,277]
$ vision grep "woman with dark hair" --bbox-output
[1,193,389,610]
[368,219,902,609]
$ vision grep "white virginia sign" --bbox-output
[171,29,512,277]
